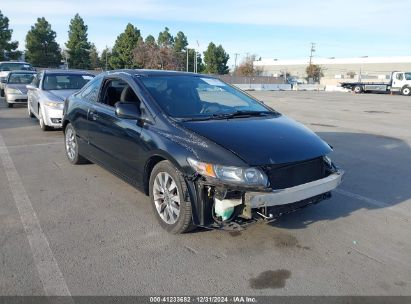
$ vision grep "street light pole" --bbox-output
[105,45,108,71]
[186,48,189,72]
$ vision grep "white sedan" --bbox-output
[27,70,94,131]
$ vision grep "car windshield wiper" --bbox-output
[179,110,278,122]
[210,110,278,119]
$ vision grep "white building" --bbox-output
[254,56,411,84]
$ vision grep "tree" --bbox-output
[110,23,141,69]
[0,10,21,60]
[235,54,262,76]
[134,39,161,69]
[157,27,173,47]
[134,39,184,71]
[173,31,188,53]
[203,42,229,74]
[25,17,61,67]
[66,14,91,69]
[89,43,101,70]
[144,35,155,45]
[100,47,113,70]
[306,64,323,83]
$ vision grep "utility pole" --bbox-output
[308,42,316,83]
[186,48,189,72]
[194,51,197,73]
[309,42,315,67]
[234,53,240,70]
[105,45,108,71]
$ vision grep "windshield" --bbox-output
[140,76,270,118]
[43,74,94,90]
[7,73,36,84]
[0,63,34,71]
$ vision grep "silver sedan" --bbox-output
[4,71,37,108]
[27,70,94,131]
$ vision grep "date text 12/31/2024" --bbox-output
[149,296,257,303]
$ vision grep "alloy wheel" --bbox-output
[153,172,181,224]
[65,128,76,161]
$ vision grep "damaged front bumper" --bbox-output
[245,171,343,209]
[190,169,344,231]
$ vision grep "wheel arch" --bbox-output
[143,151,185,196]
[62,119,70,133]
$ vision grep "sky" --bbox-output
[2,0,411,68]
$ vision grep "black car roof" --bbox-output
[107,69,212,78]
[42,69,96,75]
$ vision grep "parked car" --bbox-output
[4,71,37,108]
[0,61,35,97]
[63,70,344,234]
[27,70,95,131]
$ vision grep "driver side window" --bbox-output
[396,73,404,81]
[99,78,141,108]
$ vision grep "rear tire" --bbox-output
[8,103,13,108]
[401,86,411,96]
[0,89,4,97]
[149,160,194,234]
[64,123,88,165]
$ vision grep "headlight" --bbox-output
[6,88,22,94]
[187,157,268,187]
[44,101,63,109]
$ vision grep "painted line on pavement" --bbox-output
[0,133,72,297]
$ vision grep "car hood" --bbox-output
[6,84,29,94]
[45,90,77,101]
[179,115,332,166]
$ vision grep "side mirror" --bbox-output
[115,102,141,120]
[26,84,36,90]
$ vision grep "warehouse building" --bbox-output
[253,56,411,85]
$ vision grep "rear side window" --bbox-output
[79,77,103,102]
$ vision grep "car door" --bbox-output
[87,75,146,186]
[28,72,42,113]
[70,76,104,143]
[392,72,405,89]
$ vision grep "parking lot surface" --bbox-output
[0,91,410,296]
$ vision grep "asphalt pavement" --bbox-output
[0,91,410,296]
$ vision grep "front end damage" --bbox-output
[185,157,344,231]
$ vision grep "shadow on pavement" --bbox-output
[272,131,411,229]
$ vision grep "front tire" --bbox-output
[401,86,411,96]
[149,160,193,234]
[38,106,50,131]
[353,85,363,94]
[64,123,88,165]
[28,102,34,117]
[0,89,4,97]
[8,103,13,108]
